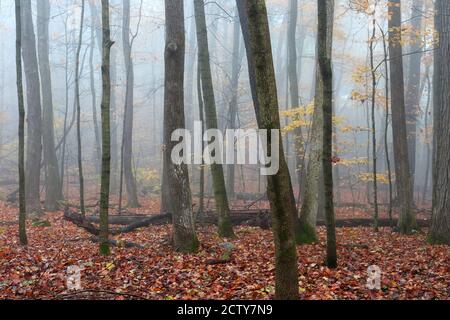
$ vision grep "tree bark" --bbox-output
[388,0,415,234]
[237,0,299,300]
[75,0,86,216]
[298,0,334,244]
[429,0,450,244]
[121,0,140,208]
[405,0,424,192]
[318,0,337,268]
[163,0,199,252]
[21,0,42,216]
[194,0,235,238]
[99,0,113,256]
[37,0,63,211]
[15,0,27,246]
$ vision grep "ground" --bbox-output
[0,201,448,300]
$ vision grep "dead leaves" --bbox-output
[0,202,448,300]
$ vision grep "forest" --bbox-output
[0,0,448,301]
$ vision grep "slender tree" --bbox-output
[120,0,140,209]
[163,0,199,252]
[75,0,86,216]
[99,0,114,255]
[193,0,235,238]
[318,0,337,268]
[37,0,63,211]
[237,0,299,300]
[429,0,450,244]
[15,0,27,246]
[387,0,415,234]
[21,0,42,216]
[405,0,424,191]
[298,0,334,244]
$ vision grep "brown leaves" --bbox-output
[0,202,448,300]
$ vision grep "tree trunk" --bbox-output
[37,0,63,211]
[429,0,450,244]
[164,0,199,252]
[405,0,424,193]
[298,0,334,244]
[89,5,102,170]
[318,0,337,268]
[15,0,27,246]
[388,0,415,234]
[75,0,86,216]
[226,12,242,199]
[21,0,42,216]
[121,0,140,208]
[99,0,113,256]
[194,0,235,238]
[237,0,299,300]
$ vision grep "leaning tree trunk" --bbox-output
[99,0,113,256]
[121,0,140,208]
[388,0,415,234]
[298,0,334,244]
[318,0,337,269]
[237,0,299,300]
[429,0,450,244]
[193,0,235,238]
[21,0,42,216]
[15,0,27,246]
[37,0,63,211]
[164,0,199,253]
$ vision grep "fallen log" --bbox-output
[64,208,430,237]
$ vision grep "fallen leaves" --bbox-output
[0,200,448,300]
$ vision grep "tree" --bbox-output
[193,0,235,238]
[37,0,63,211]
[387,0,415,234]
[226,11,243,199]
[75,0,86,216]
[298,0,335,244]
[120,0,140,209]
[429,0,450,244]
[318,0,337,268]
[163,0,199,253]
[15,0,27,246]
[405,0,424,190]
[99,0,114,256]
[237,0,299,300]
[21,0,42,216]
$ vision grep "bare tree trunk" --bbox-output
[75,0,86,216]
[298,0,334,244]
[15,0,27,246]
[21,0,42,216]
[194,0,235,238]
[429,0,450,244]
[99,0,113,256]
[120,0,140,208]
[381,28,394,226]
[164,0,199,253]
[37,0,63,211]
[226,12,242,199]
[89,6,102,170]
[318,0,337,268]
[369,13,379,231]
[237,0,299,300]
[388,0,415,234]
[405,0,424,194]
[197,64,205,216]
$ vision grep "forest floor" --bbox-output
[0,200,448,300]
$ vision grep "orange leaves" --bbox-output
[0,202,448,300]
